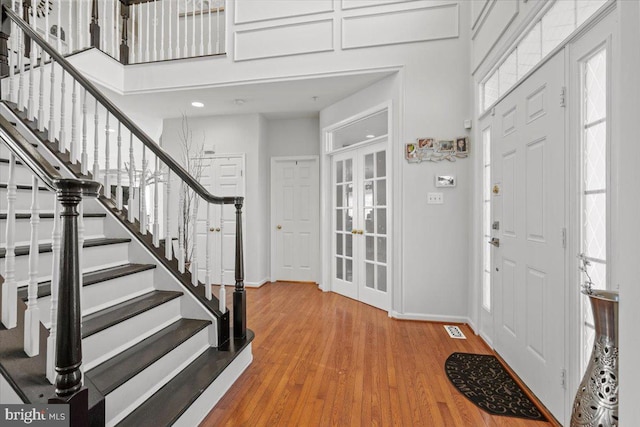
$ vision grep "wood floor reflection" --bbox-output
[201,282,558,427]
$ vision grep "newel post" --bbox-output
[233,198,246,339]
[119,4,129,65]
[48,179,101,427]
[90,0,99,49]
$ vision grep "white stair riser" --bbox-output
[173,344,253,427]
[106,327,210,425]
[0,187,56,211]
[0,164,54,187]
[0,216,105,245]
[38,269,156,328]
[83,297,181,371]
[1,242,130,283]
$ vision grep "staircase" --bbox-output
[0,3,252,426]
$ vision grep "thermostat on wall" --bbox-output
[435,175,456,187]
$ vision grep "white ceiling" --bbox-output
[113,71,396,120]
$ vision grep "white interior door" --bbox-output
[272,157,319,282]
[196,155,244,285]
[332,141,390,311]
[491,51,566,420]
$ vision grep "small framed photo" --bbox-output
[435,175,456,187]
[437,140,454,153]
[406,143,418,159]
[455,137,469,154]
[418,138,435,149]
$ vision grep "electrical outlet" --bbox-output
[427,192,443,204]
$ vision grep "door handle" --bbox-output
[351,229,357,234]
[357,230,364,235]
[488,238,500,248]
[209,227,221,232]
[277,225,282,230]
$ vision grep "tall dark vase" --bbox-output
[571,289,618,427]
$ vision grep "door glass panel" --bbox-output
[365,154,374,179]
[377,265,387,292]
[345,159,353,182]
[377,209,387,234]
[364,181,374,207]
[376,180,386,205]
[336,210,343,231]
[366,263,375,289]
[377,237,386,263]
[336,257,343,280]
[376,151,386,177]
[346,209,353,231]
[345,233,353,257]
[366,236,374,261]
[336,161,343,183]
[365,209,374,233]
[346,259,353,282]
[336,185,343,208]
[345,184,353,207]
[336,234,343,256]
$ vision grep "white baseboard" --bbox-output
[390,311,470,324]
[479,331,494,349]
[466,318,478,334]
[245,278,269,288]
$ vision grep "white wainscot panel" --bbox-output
[342,3,458,50]
[342,0,415,10]
[526,137,546,243]
[473,0,518,70]
[234,0,334,24]
[526,267,546,361]
[234,19,334,61]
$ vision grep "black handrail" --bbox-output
[2,4,242,206]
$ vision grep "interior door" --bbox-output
[272,158,319,282]
[332,141,389,311]
[491,51,566,420]
[196,156,244,285]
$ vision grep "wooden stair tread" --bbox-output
[116,330,255,427]
[0,237,131,258]
[87,318,211,395]
[17,263,156,301]
[0,212,106,219]
[0,157,60,169]
[82,290,182,338]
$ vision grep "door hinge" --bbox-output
[560,86,566,108]
[562,227,567,249]
[240,169,243,177]
[560,368,567,389]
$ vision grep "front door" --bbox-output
[271,157,319,282]
[332,141,390,311]
[491,51,566,420]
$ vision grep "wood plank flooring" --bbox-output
[201,282,560,427]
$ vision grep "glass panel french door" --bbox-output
[331,141,390,311]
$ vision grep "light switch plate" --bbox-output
[427,192,443,204]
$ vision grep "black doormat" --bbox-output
[444,352,547,421]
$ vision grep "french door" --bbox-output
[332,141,389,311]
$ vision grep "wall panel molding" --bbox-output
[341,0,418,11]
[234,0,334,25]
[342,3,458,50]
[234,19,334,61]
[472,0,519,71]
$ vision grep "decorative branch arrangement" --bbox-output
[406,137,469,163]
[578,253,595,294]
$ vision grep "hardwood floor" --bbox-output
[201,282,559,427]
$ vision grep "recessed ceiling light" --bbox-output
[107,128,116,133]
[191,101,205,108]
[366,134,375,139]
[234,99,245,105]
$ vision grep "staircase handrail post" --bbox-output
[233,197,246,339]
[120,4,129,65]
[48,178,101,426]
[90,0,100,49]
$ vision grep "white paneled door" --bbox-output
[491,51,566,421]
[196,156,245,285]
[332,141,389,311]
[272,158,319,282]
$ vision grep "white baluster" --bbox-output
[199,2,204,56]
[71,80,78,164]
[165,168,172,260]
[219,209,225,312]
[17,19,24,111]
[205,202,211,300]
[93,99,99,180]
[208,1,212,55]
[116,122,123,210]
[101,0,106,54]
[45,0,49,44]
[168,0,172,59]
[37,47,45,132]
[216,3,220,54]
[81,88,88,174]
[46,200,61,383]
[153,1,157,61]
[57,0,61,52]
[48,62,55,142]
[191,0,195,56]
[68,0,73,53]
[128,132,135,222]
[153,155,159,246]
[59,69,66,153]
[178,183,185,272]
[78,0,83,48]
[131,2,136,63]
[145,1,150,62]
[1,154,17,329]
[112,0,117,58]
[191,194,198,286]
[104,112,111,198]
[160,0,165,60]
[28,0,35,119]
[24,177,40,357]
[182,0,187,59]
[8,1,14,104]
[140,145,147,233]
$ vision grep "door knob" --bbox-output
[277,225,282,230]
[216,227,221,232]
[357,230,364,235]
[210,227,221,232]
[351,229,357,234]
[488,238,500,248]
